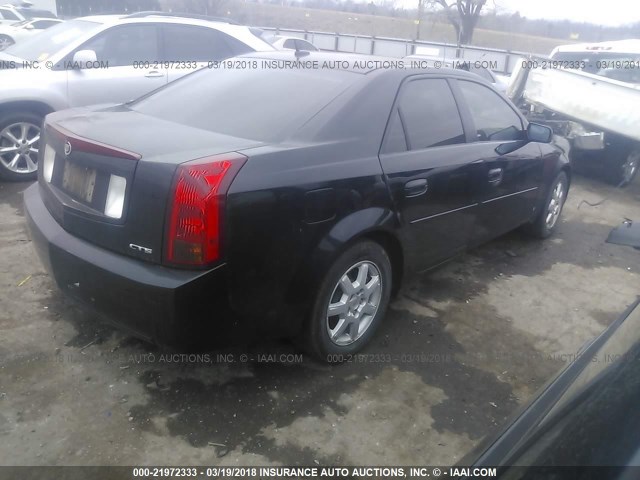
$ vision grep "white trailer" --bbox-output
[508,39,640,186]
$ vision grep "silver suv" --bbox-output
[0,12,273,180]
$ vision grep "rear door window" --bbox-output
[392,78,465,151]
[161,25,248,62]
[457,80,523,141]
[79,24,160,66]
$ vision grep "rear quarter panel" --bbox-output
[225,142,394,336]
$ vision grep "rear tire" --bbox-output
[303,240,392,362]
[524,171,568,239]
[0,111,43,182]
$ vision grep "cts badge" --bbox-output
[129,243,152,255]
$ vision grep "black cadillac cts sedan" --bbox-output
[24,52,570,359]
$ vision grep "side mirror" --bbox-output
[527,123,553,143]
[72,49,97,69]
[24,24,34,30]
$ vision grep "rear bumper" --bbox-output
[24,183,235,348]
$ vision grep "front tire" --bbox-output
[0,111,43,182]
[524,171,568,239]
[613,148,639,187]
[0,34,14,51]
[304,240,392,361]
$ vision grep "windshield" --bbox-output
[4,19,100,61]
[131,66,360,142]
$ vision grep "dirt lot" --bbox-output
[0,173,639,466]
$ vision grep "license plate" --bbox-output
[62,161,97,203]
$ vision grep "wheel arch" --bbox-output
[0,100,55,120]
[286,207,406,305]
[560,162,572,188]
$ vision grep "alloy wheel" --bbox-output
[0,122,41,174]
[0,35,13,51]
[621,151,639,185]
[545,180,565,230]
[326,260,382,346]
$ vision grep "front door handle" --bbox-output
[145,70,164,78]
[404,178,428,197]
[488,167,503,185]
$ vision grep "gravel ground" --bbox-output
[0,173,638,466]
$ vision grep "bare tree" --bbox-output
[431,0,488,45]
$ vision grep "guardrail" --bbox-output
[260,27,533,74]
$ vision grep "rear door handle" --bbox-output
[404,178,428,197]
[488,167,503,185]
[145,70,164,78]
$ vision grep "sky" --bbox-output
[486,0,640,27]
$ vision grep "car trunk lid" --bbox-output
[39,106,262,265]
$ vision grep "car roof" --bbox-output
[75,14,272,51]
[237,50,486,79]
[80,13,238,28]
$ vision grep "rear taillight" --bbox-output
[165,153,247,267]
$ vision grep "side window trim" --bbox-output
[447,78,478,144]
[379,76,406,155]
[396,106,410,151]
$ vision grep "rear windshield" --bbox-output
[130,65,360,142]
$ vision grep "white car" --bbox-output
[0,17,63,50]
[265,35,319,52]
[0,12,274,180]
[0,3,56,27]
